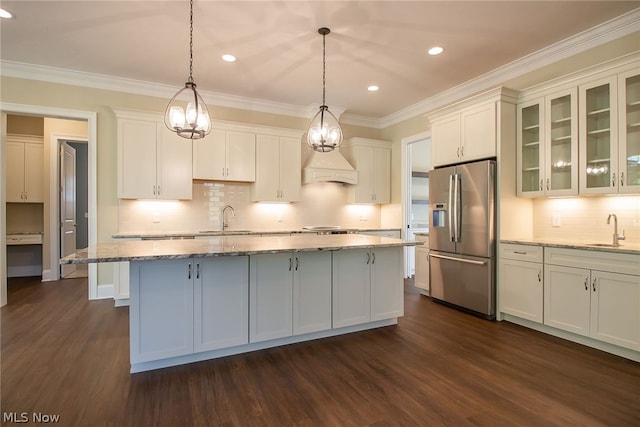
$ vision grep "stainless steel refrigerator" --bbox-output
[428,159,496,319]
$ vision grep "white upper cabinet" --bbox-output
[341,138,391,204]
[6,135,44,203]
[116,110,192,200]
[618,70,640,193]
[193,129,256,182]
[430,101,496,167]
[428,88,517,169]
[579,76,619,195]
[252,134,301,202]
[517,88,578,197]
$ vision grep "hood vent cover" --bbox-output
[302,150,357,184]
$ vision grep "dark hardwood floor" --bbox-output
[2,276,639,426]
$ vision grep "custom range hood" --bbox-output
[302,149,358,185]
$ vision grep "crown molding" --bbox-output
[1,8,638,130]
[378,7,640,128]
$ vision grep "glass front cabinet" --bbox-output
[517,89,578,197]
[618,70,640,193]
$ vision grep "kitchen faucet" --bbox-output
[606,213,625,246]
[222,205,235,230]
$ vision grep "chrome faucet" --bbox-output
[606,213,625,246]
[222,205,235,230]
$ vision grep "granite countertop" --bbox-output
[62,234,422,264]
[112,228,402,239]
[501,239,640,255]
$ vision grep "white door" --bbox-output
[60,142,77,278]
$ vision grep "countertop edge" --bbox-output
[501,239,640,255]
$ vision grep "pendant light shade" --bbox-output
[164,0,211,139]
[307,27,343,152]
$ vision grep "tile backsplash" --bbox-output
[118,181,384,233]
[532,195,640,244]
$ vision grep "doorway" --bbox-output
[401,132,431,277]
[60,140,89,278]
[0,104,97,307]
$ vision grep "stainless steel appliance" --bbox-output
[428,159,496,319]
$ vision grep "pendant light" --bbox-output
[164,0,211,139]
[306,27,343,152]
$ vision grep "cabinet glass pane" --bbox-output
[549,95,572,191]
[624,74,640,187]
[585,84,611,190]
[521,104,540,192]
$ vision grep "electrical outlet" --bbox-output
[360,215,368,221]
[552,214,561,227]
[152,212,160,223]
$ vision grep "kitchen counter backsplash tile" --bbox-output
[118,181,385,234]
[532,195,639,244]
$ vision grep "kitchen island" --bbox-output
[62,234,420,372]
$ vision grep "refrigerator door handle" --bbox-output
[453,173,461,243]
[429,252,486,266]
[448,174,455,242]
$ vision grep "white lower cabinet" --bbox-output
[130,259,195,364]
[499,244,543,323]
[194,257,249,352]
[414,234,429,294]
[130,256,249,364]
[250,251,332,343]
[544,248,640,351]
[332,247,403,328]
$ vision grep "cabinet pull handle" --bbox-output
[460,146,464,157]
[583,276,588,291]
[188,262,192,280]
[196,263,200,279]
[372,252,376,264]
[620,172,624,187]
[157,185,160,195]
[514,251,527,255]
[226,168,229,177]
[546,178,550,191]
[592,276,597,292]
[366,253,371,264]
[295,257,299,271]
[222,167,225,177]
[539,180,543,191]
[456,147,460,158]
[538,270,541,282]
[289,257,292,271]
[612,173,616,187]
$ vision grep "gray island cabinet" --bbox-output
[61,234,419,373]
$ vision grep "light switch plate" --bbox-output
[552,214,561,227]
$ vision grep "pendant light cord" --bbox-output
[321,31,326,107]
[188,0,194,84]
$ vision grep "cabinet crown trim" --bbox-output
[343,137,392,149]
[424,86,518,121]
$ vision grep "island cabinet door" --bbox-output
[194,256,249,353]
[332,249,371,328]
[293,251,332,335]
[370,247,403,321]
[129,259,194,364]
[250,253,294,343]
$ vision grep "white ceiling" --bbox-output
[1,1,639,123]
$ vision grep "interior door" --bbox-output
[60,142,77,278]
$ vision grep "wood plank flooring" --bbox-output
[2,276,639,426]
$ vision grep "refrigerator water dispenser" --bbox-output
[432,203,447,227]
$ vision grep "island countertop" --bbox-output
[61,234,422,264]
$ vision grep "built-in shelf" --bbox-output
[587,107,611,116]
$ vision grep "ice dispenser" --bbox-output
[432,203,447,228]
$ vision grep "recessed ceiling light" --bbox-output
[368,85,379,92]
[427,46,444,56]
[222,54,236,62]
[0,8,13,19]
